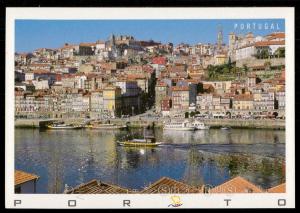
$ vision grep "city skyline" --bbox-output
[15,19,285,52]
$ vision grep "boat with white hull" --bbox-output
[191,120,210,130]
[163,120,195,131]
[47,122,83,129]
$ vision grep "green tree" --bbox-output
[185,112,189,118]
[190,111,195,117]
[274,47,285,58]
[242,64,249,74]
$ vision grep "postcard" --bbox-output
[5,7,295,208]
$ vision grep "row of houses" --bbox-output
[15,84,141,118]
[155,73,285,116]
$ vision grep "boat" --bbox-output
[88,123,127,130]
[117,135,162,147]
[163,120,195,131]
[221,126,231,130]
[191,120,210,130]
[47,122,83,129]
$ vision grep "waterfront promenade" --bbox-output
[15,117,285,130]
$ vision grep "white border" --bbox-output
[5,7,295,208]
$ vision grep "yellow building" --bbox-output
[214,54,228,65]
[233,94,254,110]
[103,86,122,117]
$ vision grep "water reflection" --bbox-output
[15,128,285,193]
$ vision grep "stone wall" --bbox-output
[236,58,285,68]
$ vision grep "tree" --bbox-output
[274,47,285,58]
[242,64,249,74]
[190,111,195,117]
[185,112,189,118]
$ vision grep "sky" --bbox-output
[15,19,285,53]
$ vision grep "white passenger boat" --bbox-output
[163,120,195,131]
[191,120,210,130]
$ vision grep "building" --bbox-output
[267,183,286,193]
[232,94,254,111]
[61,74,76,88]
[103,86,122,117]
[202,81,232,95]
[15,170,39,193]
[247,74,257,89]
[114,80,141,115]
[141,177,201,194]
[253,90,275,110]
[79,43,96,56]
[161,97,172,116]
[171,86,190,111]
[155,82,168,113]
[196,93,213,110]
[209,176,263,193]
[65,179,130,194]
[31,78,49,90]
[276,88,285,110]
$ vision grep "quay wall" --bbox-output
[112,119,285,130]
[14,118,285,130]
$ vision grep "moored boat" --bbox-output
[47,122,83,129]
[221,126,231,130]
[88,123,127,130]
[163,120,195,131]
[191,120,210,130]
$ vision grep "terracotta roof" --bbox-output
[15,170,39,186]
[65,179,130,194]
[156,82,167,87]
[141,177,201,194]
[79,42,96,47]
[254,40,285,47]
[209,176,263,193]
[126,74,146,79]
[234,94,254,101]
[267,32,285,39]
[172,86,189,91]
[267,183,286,193]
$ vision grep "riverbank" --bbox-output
[15,118,285,130]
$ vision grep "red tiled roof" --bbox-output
[141,177,201,194]
[15,170,39,186]
[234,94,254,101]
[209,176,263,193]
[79,42,96,47]
[267,183,286,193]
[267,32,285,39]
[254,40,285,47]
[171,86,189,91]
[65,179,130,194]
[152,57,166,65]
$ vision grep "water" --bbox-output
[15,128,285,193]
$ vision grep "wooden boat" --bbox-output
[47,122,83,129]
[117,137,162,147]
[87,123,127,130]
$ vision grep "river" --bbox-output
[15,128,285,193]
